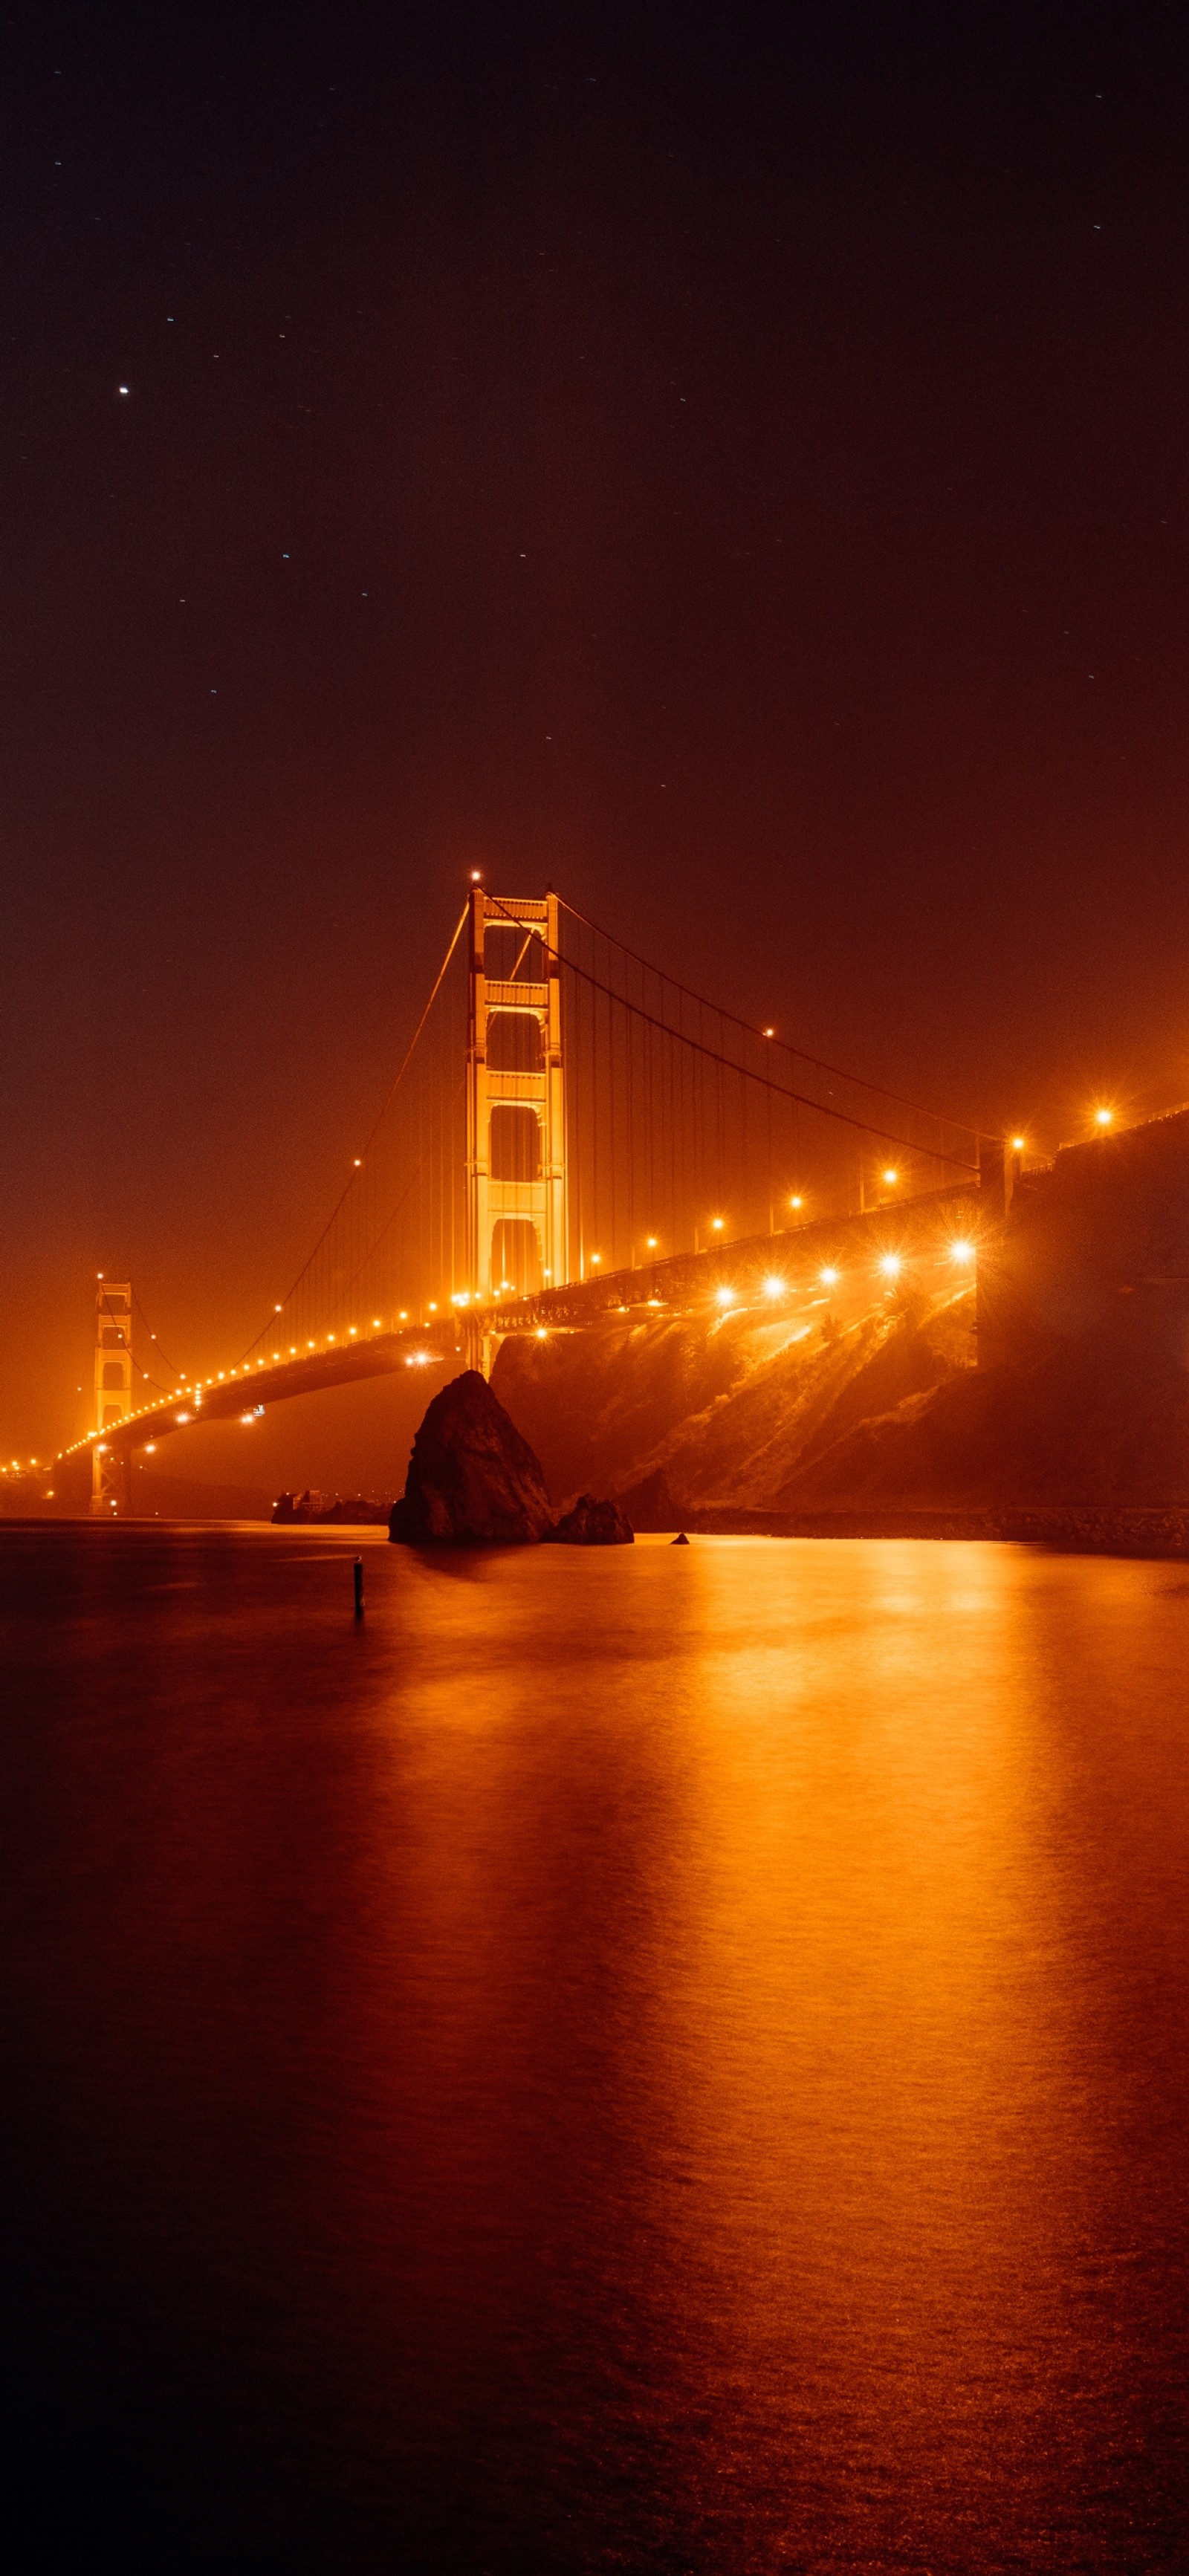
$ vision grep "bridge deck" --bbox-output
[61,1179,987,1469]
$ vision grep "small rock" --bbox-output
[671,1531,690,1545]
[544,1494,635,1545]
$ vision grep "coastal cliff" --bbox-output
[493,1115,1189,1530]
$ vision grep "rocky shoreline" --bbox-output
[676,1505,1189,1555]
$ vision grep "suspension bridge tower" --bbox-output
[466,889,567,1303]
[91,1278,133,1516]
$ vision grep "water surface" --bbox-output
[1,1526,1186,2571]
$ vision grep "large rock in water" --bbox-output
[389,1369,554,1545]
[543,1494,634,1545]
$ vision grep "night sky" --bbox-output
[6,2,1189,1476]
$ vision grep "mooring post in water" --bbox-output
[353,1556,364,1617]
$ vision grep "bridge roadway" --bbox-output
[65,1177,986,1471]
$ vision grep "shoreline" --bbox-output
[676,1505,1189,1554]
[7,1507,1189,1559]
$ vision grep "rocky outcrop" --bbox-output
[389,1369,554,1544]
[542,1494,634,1545]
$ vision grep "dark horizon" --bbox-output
[6,2,1189,1462]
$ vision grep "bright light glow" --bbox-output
[762,1276,785,1299]
[175,1412,189,1424]
[145,1443,156,1454]
[820,1265,840,1286]
[373,1318,381,1328]
[715,1285,735,1308]
[879,1253,902,1277]
[428,1302,438,1312]
[307,1339,314,1349]
[241,1412,256,1425]
[399,1311,408,1322]
[711,1217,724,1231]
[536,1327,548,1340]
[950,1240,974,1264]
[218,1371,224,1380]
[97,1444,108,1455]
[349,1326,357,1334]
[762,1026,774,1038]
[591,1253,601,1265]
[1095,1107,1113,1127]
[470,869,482,882]
[883,1169,898,1187]
[1011,1136,1025,1153]
[647,1235,658,1248]
[790,1194,803,1210]
[353,1157,361,1166]
[328,1333,335,1343]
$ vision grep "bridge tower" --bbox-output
[91,1278,133,1516]
[466,889,567,1309]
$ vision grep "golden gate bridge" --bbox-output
[54,883,1002,1514]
